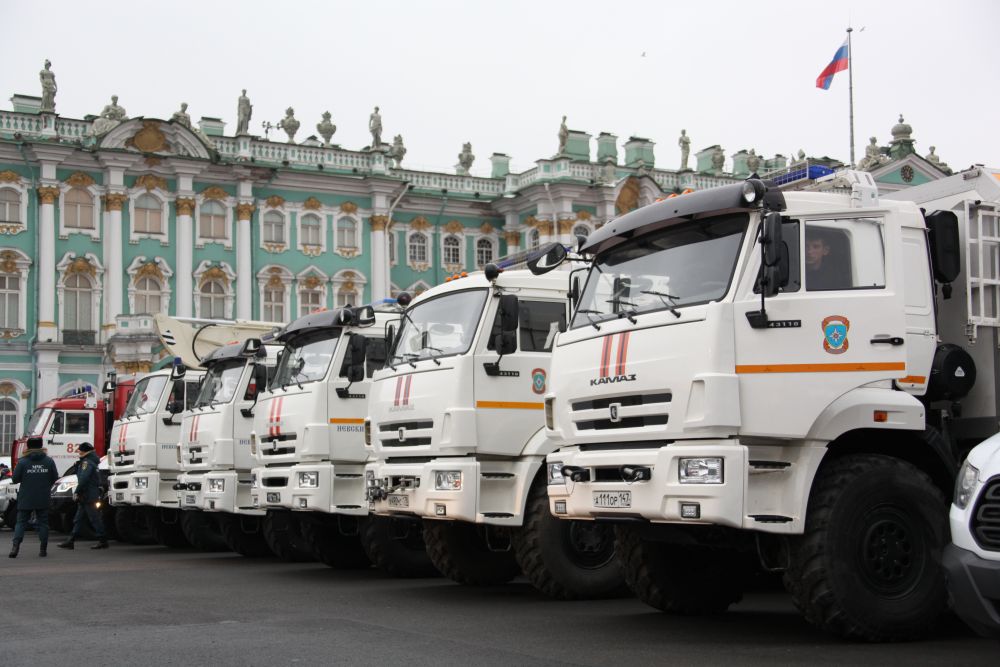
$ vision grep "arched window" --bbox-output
[134,194,162,234]
[337,217,358,250]
[133,276,162,314]
[300,213,322,247]
[527,228,540,250]
[476,238,495,268]
[0,188,20,224]
[409,233,428,264]
[64,188,94,229]
[572,224,590,240]
[336,286,356,309]
[263,211,284,243]
[200,280,226,319]
[443,235,461,266]
[0,272,19,330]
[299,288,323,317]
[200,200,226,239]
[64,273,94,331]
[263,285,285,322]
[0,397,17,455]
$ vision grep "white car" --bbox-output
[945,434,1000,638]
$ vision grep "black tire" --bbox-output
[3,500,16,530]
[217,514,273,557]
[512,482,624,600]
[180,511,228,552]
[616,525,747,614]
[261,512,315,562]
[102,506,118,541]
[114,506,156,545]
[148,508,190,548]
[422,520,520,586]
[361,516,438,578]
[784,454,948,642]
[299,516,371,569]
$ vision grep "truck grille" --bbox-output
[972,477,1000,551]
[379,420,433,447]
[571,392,671,432]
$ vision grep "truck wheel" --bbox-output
[616,526,747,613]
[217,514,273,557]
[114,506,156,545]
[148,508,190,548]
[299,516,371,569]
[785,454,948,641]
[422,520,520,586]
[512,482,624,599]
[3,501,16,530]
[261,512,315,562]
[180,511,228,552]
[361,516,437,578]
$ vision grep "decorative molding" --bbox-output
[199,265,230,288]
[265,195,285,209]
[410,262,430,273]
[410,216,431,231]
[144,156,163,167]
[301,244,323,258]
[504,231,520,245]
[135,261,164,283]
[370,215,389,231]
[201,186,229,200]
[0,170,22,184]
[64,171,96,188]
[0,250,20,274]
[615,176,641,214]
[37,185,59,205]
[134,174,168,192]
[336,247,361,259]
[303,196,323,211]
[576,210,593,220]
[102,193,128,212]
[339,201,358,214]
[444,220,464,234]
[301,275,323,290]
[175,197,196,216]
[236,202,256,221]
[557,218,577,234]
[0,224,25,236]
[524,215,538,227]
[125,120,171,153]
[443,263,463,274]
[479,223,494,234]
[264,242,287,254]
[66,255,97,277]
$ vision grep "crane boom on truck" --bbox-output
[541,168,998,641]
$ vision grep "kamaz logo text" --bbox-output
[591,332,636,386]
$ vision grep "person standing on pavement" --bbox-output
[9,439,59,558]
[58,443,108,550]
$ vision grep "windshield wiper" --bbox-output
[641,290,682,318]
[576,309,603,331]
[604,299,639,324]
[393,352,419,369]
[421,345,444,365]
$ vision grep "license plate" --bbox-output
[593,491,631,508]
[115,493,124,501]
[387,494,409,508]
[266,492,280,503]
[185,494,196,505]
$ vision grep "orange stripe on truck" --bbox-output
[475,401,545,410]
[897,375,926,384]
[329,418,366,424]
[735,362,906,374]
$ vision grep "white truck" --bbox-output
[175,338,281,555]
[249,305,433,574]
[366,264,625,598]
[541,168,1000,640]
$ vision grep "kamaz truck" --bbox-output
[249,305,432,573]
[174,339,281,555]
[366,263,625,598]
[542,168,1000,640]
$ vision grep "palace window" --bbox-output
[0,274,19,329]
[300,213,322,247]
[572,224,590,240]
[0,397,17,455]
[476,238,495,268]
[337,217,358,250]
[64,188,94,229]
[388,233,396,264]
[200,280,226,319]
[0,188,20,224]
[409,233,428,264]
[134,194,163,234]
[527,228,540,250]
[263,211,285,244]
[443,235,461,266]
[335,286,355,309]
[64,273,95,331]
[263,286,285,322]
[133,276,162,315]
[200,200,226,239]
[299,288,323,317]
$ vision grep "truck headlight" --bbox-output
[134,477,149,489]
[954,460,980,509]
[434,470,462,491]
[365,469,375,487]
[298,471,319,488]
[251,473,258,488]
[547,462,565,485]
[679,458,724,484]
[208,479,225,493]
[364,419,372,447]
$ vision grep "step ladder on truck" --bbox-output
[540,168,1000,640]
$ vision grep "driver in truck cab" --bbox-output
[805,229,849,291]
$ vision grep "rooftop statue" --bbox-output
[925,146,953,175]
[746,148,761,175]
[278,107,300,143]
[558,115,569,155]
[457,142,475,175]
[39,60,56,113]
[316,111,336,146]
[389,134,406,168]
[236,89,252,135]
[711,146,725,175]
[89,95,128,136]
[678,129,690,170]
[369,106,383,149]
[858,136,888,171]
[171,102,191,128]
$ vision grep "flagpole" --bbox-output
[847,26,855,167]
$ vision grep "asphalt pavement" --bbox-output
[0,529,996,666]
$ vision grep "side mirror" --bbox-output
[347,334,367,383]
[248,364,268,399]
[355,305,376,326]
[762,212,783,267]
[241,338,261,356]
[925,210,960,284]
[167,380,186,413]
[493,294,519,356]
[170,358,187,380]
[527,242,567,275]
[101,380,115,394]
[384,323,397,359]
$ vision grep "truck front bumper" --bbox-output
[109,473,132,506]
[249,463,366,515]
[943,543,1000,638]
[199,470,262,515]
[120,471,181,508]
[177,472,208,511]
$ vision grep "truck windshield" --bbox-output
[123,375,169,418]
[572,213,748,328]
[393,289,487,363]
[195,358,246,407]
[272,330,340,388]
[26,408,52,436]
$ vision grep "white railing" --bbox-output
[0,111,44,135]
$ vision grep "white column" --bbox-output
[505,230,521,255]
[370,215,388,301]
[36,185,59,342]
[35,350,60,403]
[236,202,254,320]
[103,192,126,334]
[175,198,194,317]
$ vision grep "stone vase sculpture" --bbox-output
[316,111,336,146]
[279,107,300,144]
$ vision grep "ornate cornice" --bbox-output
[265,195,285,209]
[134,174,168,192]
[103,193,128,211]
[175,197,196,216]
[339,201,358,214]
[236,202,256,221]
[64,171,96,188]
[444,220,464,234]
[410,216,431,231]
[37,186,59,205]
[369,215,389,231]
[0,170,22,184]
[303,197,322,211]
[201,186,228,201]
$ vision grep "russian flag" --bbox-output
[816,39,849,90]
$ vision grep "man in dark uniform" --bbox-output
[9,439,60,558]
[805,233,845,290]
[57,442,108,550]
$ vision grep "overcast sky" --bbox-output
[3,0,996,176]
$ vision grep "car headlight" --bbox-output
[55,480,78,494]
[679,458,724,484]
[298,471,319,488]
[434,470,462,491]
[954,459,980,509]
[208,479,225,493]
[251,473,258,489]
[547,462,565,485]
[545,398,555,430]
[134,477,149,489]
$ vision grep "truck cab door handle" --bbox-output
[870,336,905,346]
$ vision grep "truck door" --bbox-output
[327,333,383,461]
[48,410,93,473]
[473,298,566,456]
[734,216,908,438]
